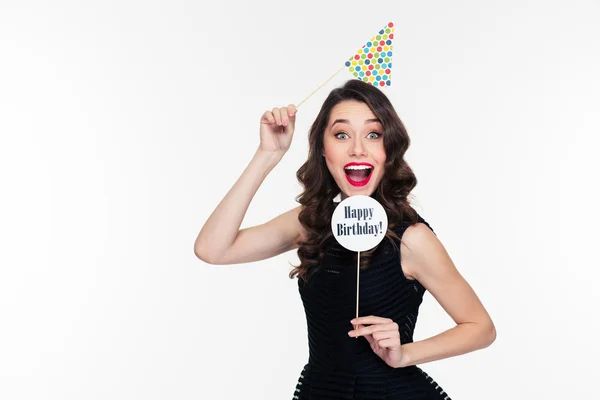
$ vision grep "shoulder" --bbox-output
[399,220,439,280]
[265,205,307,245]
[289,205,308,243]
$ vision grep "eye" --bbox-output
[367,131,382,139]
[334,132,349,139]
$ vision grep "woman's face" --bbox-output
[322,100,386,200]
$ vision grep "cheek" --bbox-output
[323,158,337,175]
[374,150,387,176]
[375,147,387,163]
[324,149,344,166]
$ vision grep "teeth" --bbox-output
[345,165,372,170]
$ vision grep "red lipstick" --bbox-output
[344,162,373,187]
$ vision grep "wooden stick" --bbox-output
[297,66,346,108]
[355,251,360,331]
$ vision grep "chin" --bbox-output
[339,179,380,199]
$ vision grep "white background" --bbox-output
[1,1,599,399]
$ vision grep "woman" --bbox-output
[194,79,496,399]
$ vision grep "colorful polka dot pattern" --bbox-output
[345,22,394,87]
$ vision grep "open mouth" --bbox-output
[344,162,373,187]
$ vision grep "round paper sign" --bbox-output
[331,195,388,252]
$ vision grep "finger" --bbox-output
[349,323,392,337]
[261,110,275,124]
[352,316,393,326]
[375,338,398,348]
[279,106,289,126]
[350,324,375,343]
[372,330,398,341]
[272,107,282,126]
[287,104,297,117]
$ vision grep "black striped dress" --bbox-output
[292,215,451,400]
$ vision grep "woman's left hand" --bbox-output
[348,315,405,368]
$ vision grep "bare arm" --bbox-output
[398,223,496,367]
[194,150,303,264]
[194,105,304,265]
[200,204,304,265]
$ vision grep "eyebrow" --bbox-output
[330,118,381,129]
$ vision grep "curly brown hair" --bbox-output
[289,79,419,282]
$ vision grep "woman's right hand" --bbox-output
[259,104,297,156]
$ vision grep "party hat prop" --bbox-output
[345,22,394,87]
[297,22,395,107]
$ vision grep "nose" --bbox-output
[349,137,367,157]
